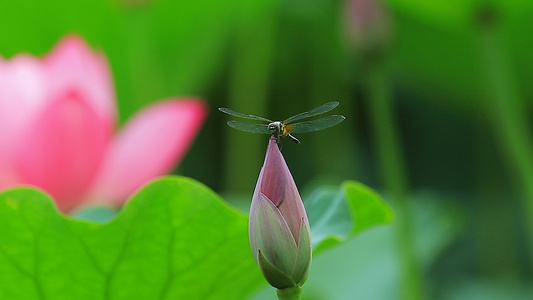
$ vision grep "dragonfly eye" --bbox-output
[268,122,279,133]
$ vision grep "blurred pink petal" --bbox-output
[13,92,110,212]
[87,99,207,204]
[0,55,48,131]
[0,55,48,187]
[45,35,116,130]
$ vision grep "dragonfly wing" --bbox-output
[227,120,271,134]
[218,108,272,122]
[287,115,346,134]
[283,101,339,124]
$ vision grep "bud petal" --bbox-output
[290,218,312,285]
[256,137,309,244]
[257,249,297,289]
[250,193,298,276]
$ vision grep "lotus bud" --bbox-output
[345,0,392,60]
[249,136,312,290]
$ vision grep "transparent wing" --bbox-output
[287,115,346,134]
[283,101,339,124]
[219,108,272,122]
[226,120,271,134]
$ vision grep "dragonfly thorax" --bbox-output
[268,121,284,135]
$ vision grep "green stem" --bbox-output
[477,20,533,268]
[308,1,358,179]
[224,0,280,191]
[277,286,302,300]
[123,8,166,121]
[364,61,424,300]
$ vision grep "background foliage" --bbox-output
[1,0,533,299]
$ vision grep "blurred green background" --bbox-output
[2,0,533,299]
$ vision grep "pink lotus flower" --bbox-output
[0,35,207,212]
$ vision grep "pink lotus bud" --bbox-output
[345,0,392,57]
[249,136,312,289]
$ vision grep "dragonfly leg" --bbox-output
[274,134,283,150]
[287,134,300,144]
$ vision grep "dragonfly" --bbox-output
[218,101,345,147]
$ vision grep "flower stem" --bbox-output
[224,0,279,192]
[277,287,302,300]
[477,11,533,270]
[364,60,424,300]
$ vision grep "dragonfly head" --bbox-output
[268,121,283,134]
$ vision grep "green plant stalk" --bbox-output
[308,1,358,179]
[123,9,167,122]
[478,25,533,267]
[364,61,424,300]
[474,129,520,277]
[277,287,302,300]
[224,0,280,191]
